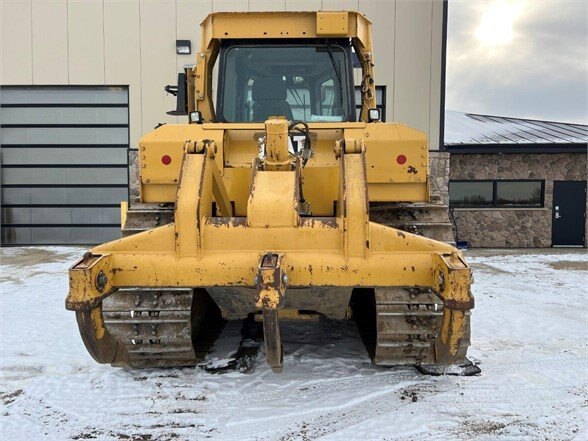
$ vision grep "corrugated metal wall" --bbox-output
[0,0,444,245]
[0,86,129,245]
[0,0,444,148]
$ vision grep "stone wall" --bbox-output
[128,149,140,203]
[450,153,587,248]
[429,151,450,204]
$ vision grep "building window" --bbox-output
[496,181,543,206]
[449,181,493,206]
[355,85,386,121]
[449,180,544,208]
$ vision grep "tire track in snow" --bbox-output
[200,373,441,439]
[212,371,417,406]
[199,353,586,439]
[209,382,413,440]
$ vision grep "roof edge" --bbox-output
[446,143,588,154]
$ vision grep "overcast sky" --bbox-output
[446,0,588,124]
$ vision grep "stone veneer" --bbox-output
[450,152,587,248]
[128,149,140,203]
[429,151,450,203]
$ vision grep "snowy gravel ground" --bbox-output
[1,247,586,441]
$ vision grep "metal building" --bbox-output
[0,0,446,245]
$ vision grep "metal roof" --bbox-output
[444,110,588,147]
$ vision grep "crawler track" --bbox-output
[102,288,225,368]
[353,287,471,366]
[100,286,470,369]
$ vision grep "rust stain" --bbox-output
[207,217,247,227]
[300,217,338,229]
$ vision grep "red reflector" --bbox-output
[396,154,407,165]
[161,155,172,165]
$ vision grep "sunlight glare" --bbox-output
[475,0,525,47]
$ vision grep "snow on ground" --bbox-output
[0,247,586,440]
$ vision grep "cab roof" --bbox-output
[199,11,372,52]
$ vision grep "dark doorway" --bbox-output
[552,181,586,246]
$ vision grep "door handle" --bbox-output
[555,206,561,219]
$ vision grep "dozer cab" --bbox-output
[66,11,475,374]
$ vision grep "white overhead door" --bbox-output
[0,86,129,245]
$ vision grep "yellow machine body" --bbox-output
[66,11,474,373]
[139,122,429,206]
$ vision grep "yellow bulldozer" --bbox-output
[66,11,476,374]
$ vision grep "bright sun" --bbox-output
[475,0,525,47]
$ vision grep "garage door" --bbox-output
[0,86,129,245]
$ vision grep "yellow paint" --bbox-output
[195,11,375,121]
[174,152,211,257]
[210,156,233,216]
[68,11,473,368]
[120,201,128,229]
[255,253,286,310]
[200,12,369,51]
[247,170,298,228]
[66,254,113,310]
[139,123,428,206]
[316,11,349,36]
[91,307,105,340]
[264,118,291,171]
[342,153,368,258]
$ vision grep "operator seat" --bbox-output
[252,78,293,121]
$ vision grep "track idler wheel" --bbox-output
[75,304,130,366]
